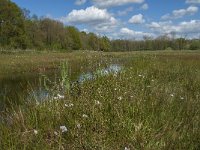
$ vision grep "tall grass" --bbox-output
[0,55,200,149]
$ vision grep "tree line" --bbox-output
[0,0,200,51]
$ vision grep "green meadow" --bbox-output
[0,51,200,149]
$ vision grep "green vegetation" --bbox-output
[0,0,27,48]
[0,52,200,149]
[1,0,200,51]
[0,1,200,149]
[0,50,121,79]
[1,50,199,79]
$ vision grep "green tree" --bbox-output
[25,19,45,49]
[100,36,111,52]
[189,39,200,50]
[66,26,82,50]
[0,0,27,49]
[88,33,100,50]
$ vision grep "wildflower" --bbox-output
[139,74,142,77]
[95,100,101,105]
[114,88,117,91]
[53,96,58,100]
[54,131,58,136]
[77,124,81,129]
[82,114,88,118]
[170,94,174,97]
[57,94,65,99]
[60,126,68,133]
[151,79,155,82]
[124,147,130,150]
[118,96,122,100]
[33,129,38,135]
[54,94,65,100]
[65,103,74,108]
[180,96,184,100]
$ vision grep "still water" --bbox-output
[0,58,123,110]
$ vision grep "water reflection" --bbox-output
[79,72,94,82]
[28,89,50,102]
[0,60,123,110]
[29,64,122,102]
[79,64,122,83]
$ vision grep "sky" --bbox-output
[12,0,200,39]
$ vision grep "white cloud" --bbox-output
[75,0,87,5]
[178,20,200,33]
[147,21,173,33]
[61,6,113,24]
[161,6,198,20]
[60,6,118,33]
[129,14,145,24]
[117,7,133,16]
[92,0,144,8]
[120,27,154,39]
[148,20,200,35]
[141,3,148,10]
[93,17,118,33]
[186,0,200,4]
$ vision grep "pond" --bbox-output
[0,58,124,111]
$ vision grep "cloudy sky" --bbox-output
[12,0,200,39]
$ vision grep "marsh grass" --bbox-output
[0,54,200,149]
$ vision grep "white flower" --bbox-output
[118,96,122,100]
[114,88,117,91]
[180,96,184,100]
[33,129,38,135]
[82,114,88,118]
[65,103,74,108]
[77,124,81,129]
[95,100,101,105]
[124,147,130,150]
[54,94,65,100]
[60,126,68,133]
[170,94,174,97]
[151,79,155,82]
[54,131,58,136]
[53,96,58,100]
[139,74,142,77]
[57,94,65,99]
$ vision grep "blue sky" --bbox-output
[12,0,200,39]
